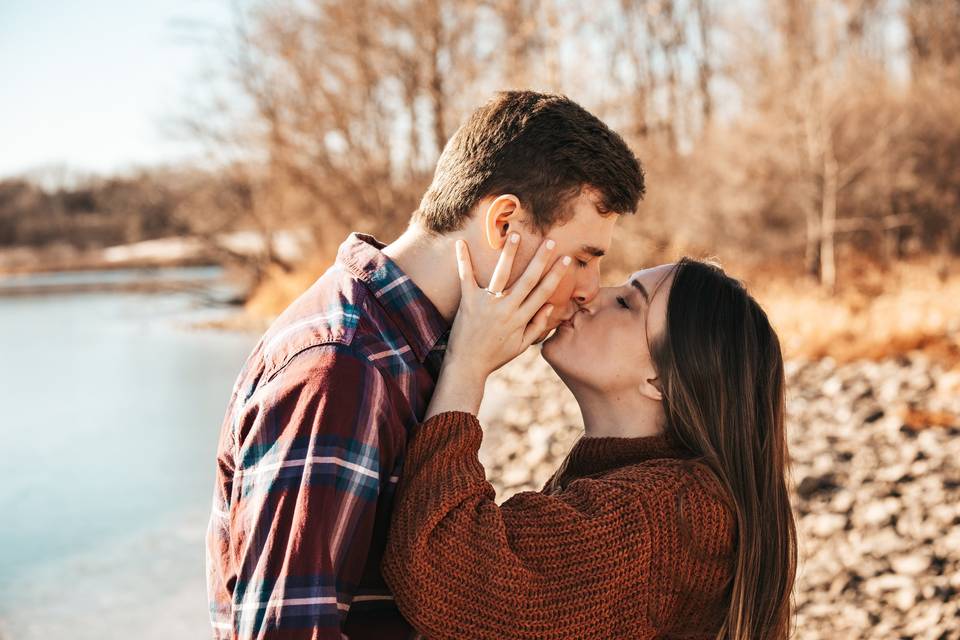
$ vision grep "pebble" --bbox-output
[890,554,930,576]
[809,513,848,537]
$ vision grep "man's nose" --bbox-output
[572,268,601,305]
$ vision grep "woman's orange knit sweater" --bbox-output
[381,411,736,640]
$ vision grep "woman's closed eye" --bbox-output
[616,296,630,309]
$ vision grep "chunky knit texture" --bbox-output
[382,411,737,640]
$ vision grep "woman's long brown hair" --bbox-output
[650,257,797,639]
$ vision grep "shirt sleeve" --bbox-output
[381,411,733,640]
[223,344,406,639]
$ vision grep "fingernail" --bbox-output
[510,233,520,244]
[562,256,571,266]
[546,239,556,250]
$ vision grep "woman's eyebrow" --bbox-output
[629,278,649,302]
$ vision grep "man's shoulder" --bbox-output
[258,263,391,378]
[252,274,426,402]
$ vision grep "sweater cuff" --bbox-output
[424,410,479,423]
[414,410,482,449]
[407,411,486,487]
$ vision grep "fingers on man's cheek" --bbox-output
[556,273,577,300]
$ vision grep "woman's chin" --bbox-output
[541,330,573,374]
[540,326,565,355]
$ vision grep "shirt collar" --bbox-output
[336,232,450,362]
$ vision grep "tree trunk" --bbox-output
[805,205,821,279]
[693,0,713,129]
[820,147,839,291]
[427,2,446,157]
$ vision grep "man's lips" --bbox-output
[557,308,587,330]
[557,313,577,330]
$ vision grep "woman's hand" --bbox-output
[424,234,571,420]
[448,234,571,375]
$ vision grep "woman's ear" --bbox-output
[640,376,663,402]
[483,194,522,249]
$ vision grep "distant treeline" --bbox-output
[0,174,187,249]
[0,168,299,280]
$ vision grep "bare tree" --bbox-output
[179,0,490,268]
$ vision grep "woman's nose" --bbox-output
[577,287,615,313]
[578,286,611,313]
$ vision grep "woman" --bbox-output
[381,236,797,639]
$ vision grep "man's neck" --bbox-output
[382,224,463,323]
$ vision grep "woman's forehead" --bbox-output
[629,263,675,289]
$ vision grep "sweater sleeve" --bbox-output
[381,411,733,640]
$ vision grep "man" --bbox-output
[206,90,645,639]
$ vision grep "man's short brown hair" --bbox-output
[414,91,645,234]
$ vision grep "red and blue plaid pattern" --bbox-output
[206,233,449,639]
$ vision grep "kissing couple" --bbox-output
[206,91,797,640]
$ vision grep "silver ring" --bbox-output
[485,288,505,298]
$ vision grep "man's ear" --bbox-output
[640,376,663,402]
[482,194,523,250]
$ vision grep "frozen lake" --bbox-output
[0,267,257,639]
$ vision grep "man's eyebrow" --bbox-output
[630,278,649,302]
[581,245,606,257]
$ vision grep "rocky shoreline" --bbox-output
[477,348,960,639]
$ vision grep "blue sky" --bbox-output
[0,0,233,179]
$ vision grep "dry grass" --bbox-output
[749,258,960,368]
[244,261,329,319]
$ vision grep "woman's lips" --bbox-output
[559,309,585,330]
